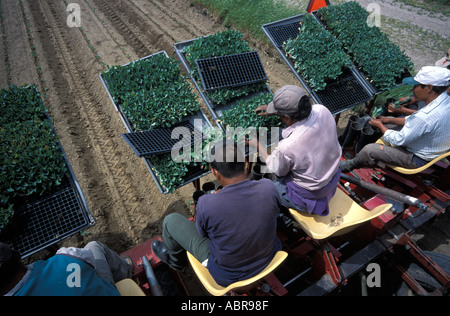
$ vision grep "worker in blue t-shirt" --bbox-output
[0,241,132,296]
[152,140,282,287]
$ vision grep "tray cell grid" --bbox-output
[196,51,267,91]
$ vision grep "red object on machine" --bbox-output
[306,0,330,12]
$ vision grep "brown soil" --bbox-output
[1,0,448,295]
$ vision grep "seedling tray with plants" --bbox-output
[0,85,93,258]
[262,13,373,115]
[100,51,213,194]
[174,30,281,150]
[313,2,413,94]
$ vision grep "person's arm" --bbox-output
[388,104,417,115]
[246,137,270,162]
[370,116,406,134]
[381,115,427,148]
[254,104,277,116]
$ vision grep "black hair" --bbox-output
[284,96,312,121]
[0,249,21,290]
[420,84,448,95]
[210,141,246,178]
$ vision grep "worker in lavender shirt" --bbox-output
[248,85,342,216]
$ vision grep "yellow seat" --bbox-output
[289,188,392,240]
[115,279,146,296]
[187,251,288,296]
[375,138,450,175]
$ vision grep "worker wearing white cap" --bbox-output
[340,66,450,172]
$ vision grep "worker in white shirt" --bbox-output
[340,66,450,172]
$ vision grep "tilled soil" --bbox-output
[0,0,298,254]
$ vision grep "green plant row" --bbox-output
[190,0,304,43]
[150,129,219,193]
[102,53,208,192]
[150,92,281,193]
[283,13,352,91]
[0,85,67,233]
[318,2,413,90]
[102,53,200,131]
[219,92,280,130]
[182,29,266,106]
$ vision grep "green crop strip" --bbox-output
[102,53,200,131]
[317,2,413,90]
[189,0,304,43]
[102,53,212,193]
[219,92,280,130]
[0,85,67,233]
[283,13,352,91]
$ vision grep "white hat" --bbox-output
[403,66,450,87]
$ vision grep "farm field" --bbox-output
[0,0,449,295]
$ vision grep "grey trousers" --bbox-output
[84,241,131,285]
[353,143,419,169]
[162,213,210,268]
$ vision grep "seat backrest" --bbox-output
[376,138,450,175]
[187,251,288,296]
[387,151,450,175]
[289,188,392,240]
[115,279,146,296]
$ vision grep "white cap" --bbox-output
[403,66,450,87]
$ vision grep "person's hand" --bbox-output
[369,117,385,129]
[254,105,270,116]
[387,103,400,114]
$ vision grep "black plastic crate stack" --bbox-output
[100,51,212,194]
[262,14,374,115]
[174,38,272,126]
[0,89,93,259]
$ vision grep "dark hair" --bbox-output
[285,96,312,121]
[420,84,448,95]
[210,141,246,178]
[0,246,21,290]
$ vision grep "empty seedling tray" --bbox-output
[122,121,203,157]
[195,51,268,91]
[3,185,92,258]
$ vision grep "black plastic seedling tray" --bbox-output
[174,38,281,158]
[262,13,374,115]
[122,120,203,157]
[100,51,213,194]
[196,51,268,91]
[174,38,271,124]
[0,89,93,259]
